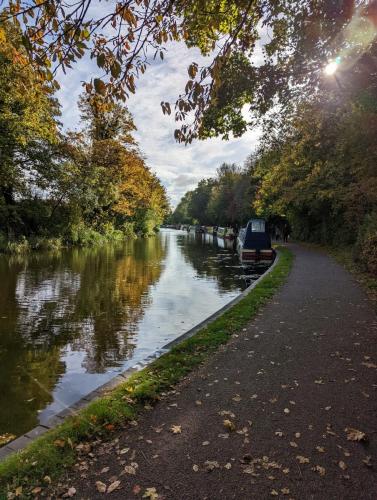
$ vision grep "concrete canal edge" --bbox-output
[0,252,282,462]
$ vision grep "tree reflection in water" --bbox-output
[0,231,261,439]
[0,237,166,436]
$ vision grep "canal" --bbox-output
[0,229,265,441]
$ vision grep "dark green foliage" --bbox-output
[171,163,255,226]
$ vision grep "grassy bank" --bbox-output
[0,225,139,255]
[0,247,293,498]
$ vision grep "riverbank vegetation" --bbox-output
[0,21,169,253]
[2,2,376,269]
[0,247,293,497]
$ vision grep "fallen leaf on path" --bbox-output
[316,446,325,453]
[281,487,290,495]
[224,463,232,469]
[219,410,235,418]
[31,487,42,495]
[232,395,241,402]
[202,441,210,446]
[275,431,283,437]
[290,442,298,448]
[270,490,278,496]
[192,464,199,472]
[296,455,310,464]
[124,465,136,475]
[362,362,377,369]
[223,419,235,432]
[107,480,121,494]
[314,379,324,385]
[218,433,229,439]
[338,461,347,470]
[133,485,142,495]
[312,465,326,476]
[96,481,107,493]
[170,425,182,434]
[205,460,220,471]
[143,487,158,499]
[363,456,372,467]
[345,427,367,442]
[283,408,290,414]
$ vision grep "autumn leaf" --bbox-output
[124,465,137,475]
[312,465,326,476]
[296,455,310,464]
[338,461,347,470]
[96,481,107,493]
[345,427,367,442]
[94,78,106,96]
[133,484,142,494]
[107,480,121,494]
[143,487,159,499]
[223,419,235,432]
[205,460,220,471]
[170,425,182,434]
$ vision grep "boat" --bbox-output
[237,218,275,264]
[216,227,235,240]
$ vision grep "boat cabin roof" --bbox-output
[242,218,271,250]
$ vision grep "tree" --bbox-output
[4,1,375,142]
[0,20,60,236]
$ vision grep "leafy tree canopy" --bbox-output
[3,1,376,142]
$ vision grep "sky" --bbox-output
[57,42,262,207]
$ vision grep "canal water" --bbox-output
[0,229,264,440]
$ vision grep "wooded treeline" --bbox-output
[171,83,377,275]
[0,22,169,253]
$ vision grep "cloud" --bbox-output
[56,41,261,207]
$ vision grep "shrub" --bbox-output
[355,212,377,276]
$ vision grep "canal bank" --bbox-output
[30,243,376,499]
[0,247,292,495]
[0,229,259,440]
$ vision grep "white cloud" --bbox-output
[57,41,261,207]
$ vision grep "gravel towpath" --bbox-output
[53,244,377,499]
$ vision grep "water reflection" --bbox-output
[0,230,262,438]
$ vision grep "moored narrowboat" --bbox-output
[237,218,275,264]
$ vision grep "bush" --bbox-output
[32,237,63,251]
[355,212,377,276]
[5,236,30,255]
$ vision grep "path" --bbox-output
[52,244,377,499]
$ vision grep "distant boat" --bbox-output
[216,227,235,240]
[189,225,202,233]
[237,218,275,264]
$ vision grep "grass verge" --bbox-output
[0,247,293,498]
